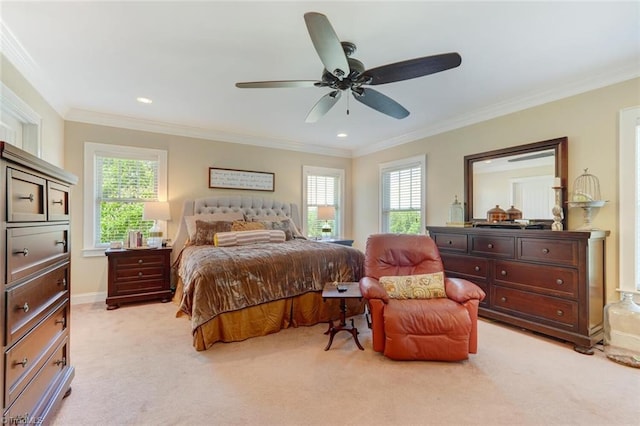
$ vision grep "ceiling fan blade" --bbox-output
[305,90,342,123]
[236,80,320,89]
[304,12,349,79]
[364,52,462,85]
[352,88,409,119]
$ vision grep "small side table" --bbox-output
[319,238,354,246]
[322,282,364,351]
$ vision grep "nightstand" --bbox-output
[105,247,173,310]
[319,238,354,246]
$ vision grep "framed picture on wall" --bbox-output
[208,167,275,192]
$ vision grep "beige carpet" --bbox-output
[51,301,638,426]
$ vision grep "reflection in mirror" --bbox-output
[464,137,568,227]
[473,149,555,220]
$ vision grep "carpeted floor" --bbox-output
[51,301,638,426]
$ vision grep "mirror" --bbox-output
[464,137,568,227]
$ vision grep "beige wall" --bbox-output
[353,77,640,304]
[1,54,65,166]
[63,122,353,298]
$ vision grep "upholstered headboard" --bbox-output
[171,195,301,260]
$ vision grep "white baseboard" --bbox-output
[71,291,106,306]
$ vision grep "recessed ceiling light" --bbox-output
[136,97,153,104]
[337,133,348,138]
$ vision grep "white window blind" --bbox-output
[302,166,344,238]
[380,156,425,234]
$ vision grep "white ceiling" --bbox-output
[1,1,638,157]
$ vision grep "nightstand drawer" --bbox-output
[113,252,166,269]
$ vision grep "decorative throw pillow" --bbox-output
[214,230,286,247]
[379,272,446,299]
[184,212,244,240]
[193,220,234,245]
[251,217,303,240]
[231,220,266,232]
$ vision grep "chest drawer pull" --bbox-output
[13,358,28,368]
[54,357,67,367]
[542,248,550,254]
[138,259,144,264]
[474,266,480,272]
[556,310,564,316]
[18,193,35,202]
[556,279,564,285]
[55,318,66,327]
[501,296,507,302]
[138,272,144,277]
[13,248,29,256]
[447,240,453,245]
[500,270,507,276]
[59,277,68,289]
[487,243,494,249]
[52,199,64,205]
[17,302,29,313]
[55,240,67,247]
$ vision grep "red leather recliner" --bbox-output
[359,233,486,361]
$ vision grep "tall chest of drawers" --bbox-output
[1,142,77,423]
[426,226,608,354]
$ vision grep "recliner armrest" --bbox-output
[445,277,486,304]
[359,277,390,303]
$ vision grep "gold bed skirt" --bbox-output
[175,279,365,351]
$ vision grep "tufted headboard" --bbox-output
[171,195,300,260]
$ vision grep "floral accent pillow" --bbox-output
[379,272,446,299]
[231,221,266,232]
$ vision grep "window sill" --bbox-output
[82,247,107,258]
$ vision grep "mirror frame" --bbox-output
[464,136,568,227]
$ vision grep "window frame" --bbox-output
[619,106,640,295]
[379,155,426,234]
[302,165,345,238]
[83,142,167,256]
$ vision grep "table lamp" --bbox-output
[317,205,335,239]
[142,201,171,247]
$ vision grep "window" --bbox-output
[379,155,425,234]
[83,142,167,256]
[302,166,345,238]
[619,106,640,294]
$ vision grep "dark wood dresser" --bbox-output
[105,247,173,310]
[1,142,77,423]
[426,226,608,354]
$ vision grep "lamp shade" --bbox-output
[142,201,171,221]
[317,205,335,221]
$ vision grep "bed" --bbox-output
[171,196,365,351]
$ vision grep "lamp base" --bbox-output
[147,221,163,248]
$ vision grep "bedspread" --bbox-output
[176,239,364,332]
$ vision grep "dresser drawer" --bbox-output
[441,253,488,280]
[4,302,68,407]
[6,263,69,346]
[492,286,577,329]
[517,237,579,267]
[47,182,70,221]
[432,233,467,252]
[4,336,69,421]
[7,168,46,222]
[470,235,515,258]
[6,225,69,284]
[494,260,578,299]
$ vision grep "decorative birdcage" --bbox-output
[568,168,606,230]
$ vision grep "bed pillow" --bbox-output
[379,272,446,299]
[214,230,286,247]
[231,220,266,232]
[193,220,234,245]
[184,212,244,240]
[251,217,303,240]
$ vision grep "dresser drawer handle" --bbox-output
[447,240,453,245]
[59,277,68,289]
[500,296,507,302]
[138,259,144,264]
[138,272,143,277]
[556,310,564,316]
[487,243,494,249]
[18,302,29,313]
[54,357,67,367]
[19,193,35,202]
[52,199,64,205]
[474,266,480,272]
[14,248,29,256]
[13,358,28,368]
[55,240,67,247]
[556,279,564,285]
[500,270,507,276]
[55,318,66,327]
[542,248,550,254]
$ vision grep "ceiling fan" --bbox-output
[235,12,462,123]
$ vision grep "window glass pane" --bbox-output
[306,172,339,238]
[381,162,422,234]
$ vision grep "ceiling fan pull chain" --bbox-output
[347,93,350,116]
